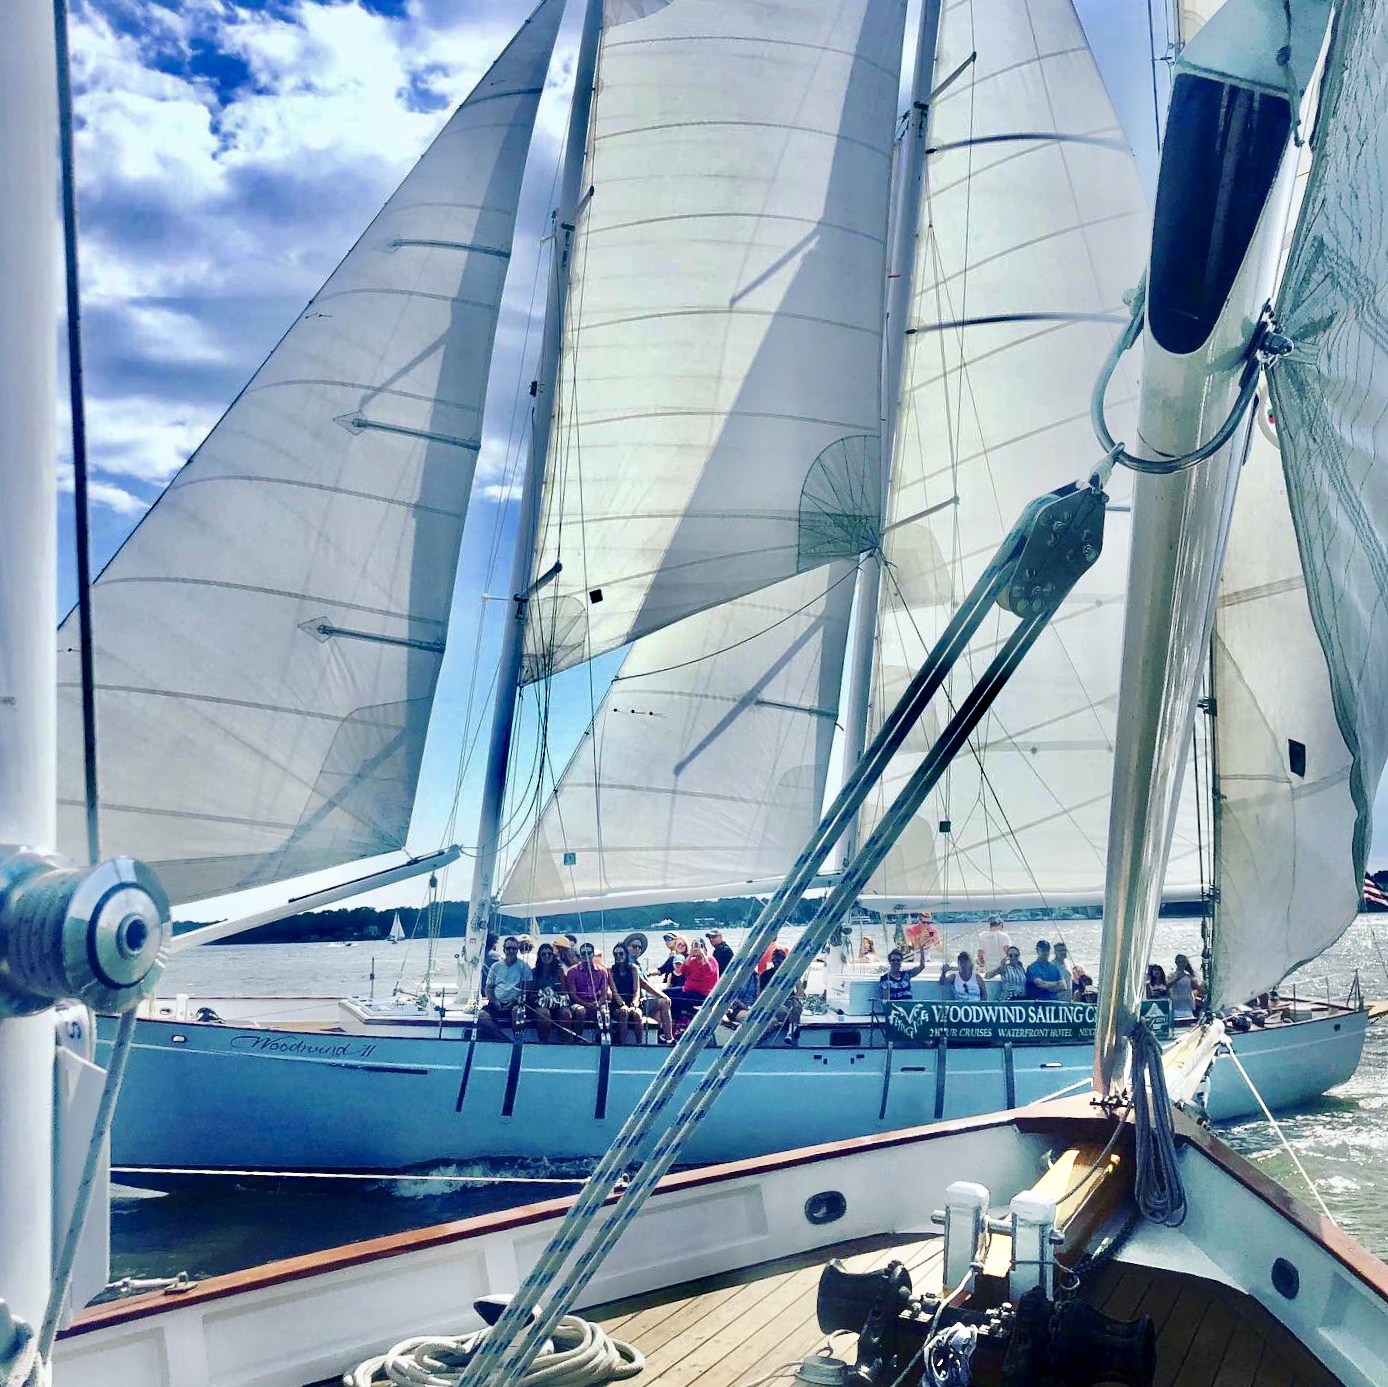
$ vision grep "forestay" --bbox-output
[501,563,854,911]
[1259,0,1388,996]
[521,0,906,680]
[55,0,563,904]
[862,0,1204,907]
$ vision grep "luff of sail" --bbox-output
[500,563,855,911]
[1258,0,1388,997]
[55,0,564,906]
[521,0,908,681]
[862,0,1203,906]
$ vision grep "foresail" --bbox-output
[863,0,1203,905]
[500,564,854,910]
[1211,410,1355,1008]
[1259,0,1388,986]
[521,0,907,681]
[56,0,563,905]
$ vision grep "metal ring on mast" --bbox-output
[1090,283,1291,476]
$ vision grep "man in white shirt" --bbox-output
[479,936,533,1041]
[976,915,1012,974]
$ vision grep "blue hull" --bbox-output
[98,1005,1368,1171]
[99,1017,1090,1171]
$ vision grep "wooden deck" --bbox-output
[584,1234,1345,1387]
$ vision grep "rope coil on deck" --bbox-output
[346,1313,644,1387]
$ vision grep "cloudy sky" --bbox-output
[58,0,1388,923]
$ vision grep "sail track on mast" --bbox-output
[520,0,909,681]
[55,0,565,906]
[860,0,1204,908]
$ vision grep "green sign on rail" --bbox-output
[884,998,1173,1047]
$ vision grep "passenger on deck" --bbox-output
[976,915,1012,974]
[566,942,613,1035]
[1169,954,1204,1023]
[706,928,734,974]
[623,934,675,1044]
[657,933,689,987]
[552,934,579,969]
[1145,963,1169,1000]
[940,950,987,1000]
[607,944,645,1044]
[479,937,532,1041]
[988,945,1028,1001]
[860,936,881,965]
[667,936,719,1022]
[723,966,760,1025]
[530,941,574,1043]
[878,948,925,1005]
[1051,942,1075,1001]
[1024,940,1065,1002]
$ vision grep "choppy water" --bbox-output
[109,916,1388,1287]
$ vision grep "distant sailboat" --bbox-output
[387,915,405,946]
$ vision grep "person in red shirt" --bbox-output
[565,942,614,1034]
[666,936,720,1028]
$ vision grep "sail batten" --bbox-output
[56,0,564,905]
[520,0,908,682]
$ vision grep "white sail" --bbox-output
[521,0,907,681]
[1252,0,1388,996]
[56,0,563,905]
[501,563,855,910]
[862,0,1204,906]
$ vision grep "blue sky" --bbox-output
[60,0,1388,921]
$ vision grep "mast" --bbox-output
[464,0,603,984]
[837,0,941,861]
[0,0,61,1333]
[1092,0,1331,1092]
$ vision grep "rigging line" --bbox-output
[607,563,860,683]
[879,559,1055,911]
[1146,0,1164,155]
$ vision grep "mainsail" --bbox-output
[501,564,854,911]
[521,0,908,680]
[1242,0,1388,1000]
[862,0,1203,907]
[56,0,563,905]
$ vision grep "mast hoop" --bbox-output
[1090,287,1289,477]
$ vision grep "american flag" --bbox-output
[1363,875,1388,911]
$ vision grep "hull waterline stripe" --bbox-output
[502,1036,524,1118]
[596,1033,611,1120]
[455,1024,478,1113]
[878,1041,894,1121]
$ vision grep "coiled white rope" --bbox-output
[346,1314,644,1387]
[922,1323,976,1387]
[0,1316,48,1387]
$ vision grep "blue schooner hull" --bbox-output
[98,1006,1370,1172]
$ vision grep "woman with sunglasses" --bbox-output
[621,935,674,1043]
[530,942,574,1043]
[608,944,645,1044]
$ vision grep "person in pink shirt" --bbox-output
[565,942,614,1034]
[667,936,719,1027]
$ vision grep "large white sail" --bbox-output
[521,0,907,681]
[862,0,1204,907]
[55,0,563,905]
[1249,0,1388,998]
[501,563,855,911]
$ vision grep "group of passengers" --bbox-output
[1145,954,1205,1022]
[479,926,792,1045]
[877,915,1094,1006]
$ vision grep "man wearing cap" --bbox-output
[976,915,1012,974]
[706,929,733,974]
[1025,940,1065,1002]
